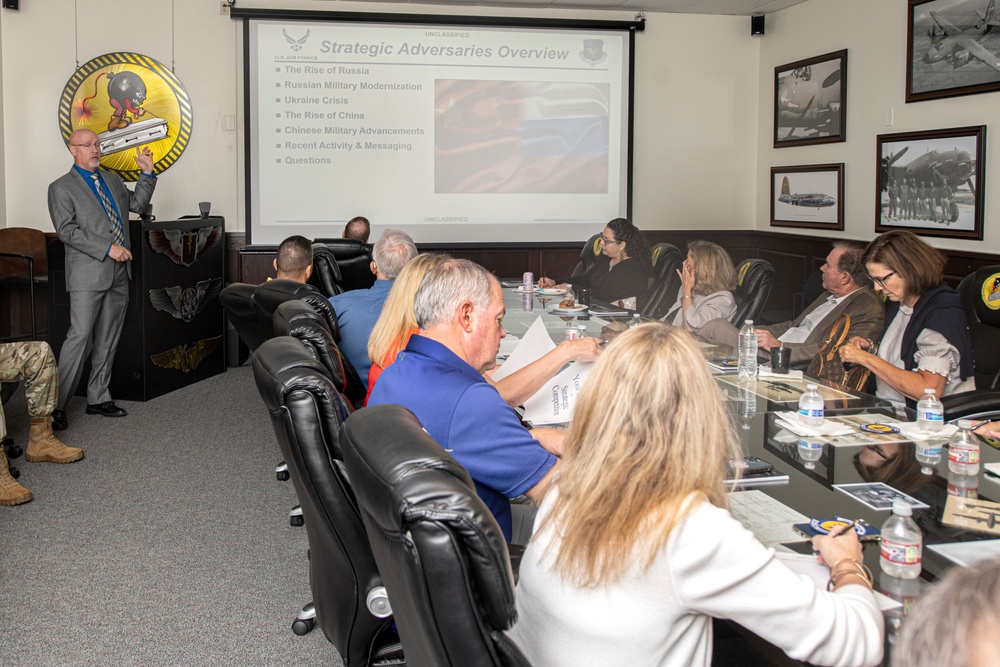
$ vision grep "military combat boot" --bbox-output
[25,417,84,464]
[0,447,32,506]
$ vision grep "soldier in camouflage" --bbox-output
[1,341,85,506]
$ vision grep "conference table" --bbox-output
[502,286,1000,665]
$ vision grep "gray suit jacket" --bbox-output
[763,287,885,364]
[47,168,156,291]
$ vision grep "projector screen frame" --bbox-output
[234,7,643,246]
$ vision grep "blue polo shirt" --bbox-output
[367,335,556,541]
[328,279,393,388]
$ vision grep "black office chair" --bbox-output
[641,243,683,320]
[730,259,775,326]
[956,265,1000,390]
[272,299,366,410]
[310,243,345,298]
[341,404,531,667]
[252,337,404,665]
[219,283,269,353]
[569,233,603,279]
[0,227,48,342]
[313,238,376,292]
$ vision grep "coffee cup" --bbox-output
[770,346,791,374]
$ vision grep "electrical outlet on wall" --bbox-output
[220,1,230,16]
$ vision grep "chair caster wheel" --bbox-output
[8,464,19,479]
[3,438,21,460]
[276,461,289,481]
[289,505,304,527]
[292,617,315,635]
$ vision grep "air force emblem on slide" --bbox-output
[580,39,606,66]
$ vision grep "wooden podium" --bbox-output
[48,216,226,402]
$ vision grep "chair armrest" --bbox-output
[943,390,1000,421]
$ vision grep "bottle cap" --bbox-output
[745,319,753,324]
[892,500,913,516]
[924,388,936,395]
[957,419,973,430]
[806,384,818,391]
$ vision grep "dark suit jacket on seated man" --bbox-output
[48,129,157,427]
[699,242,885,365]
[367,259,562,543]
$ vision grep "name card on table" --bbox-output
[491,316,596,425]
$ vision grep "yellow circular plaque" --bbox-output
[57,52,192,181]
[981,272,1000,311]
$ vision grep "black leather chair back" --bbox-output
[641,244,683,320]
[273,299,366,410]
[309,243,345,298]
[220,283,270,353]
[313,238,376,292]
[252,337,398,666]
[730,259,775,325]
[569,233,603,279]
[957,265,1000,389]
[341,405,531,667]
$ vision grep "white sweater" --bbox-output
[511,494,884,667]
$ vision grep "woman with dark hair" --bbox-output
[839,230,973,409]
[539,218,652,305]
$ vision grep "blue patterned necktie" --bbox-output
[91,173,126,247]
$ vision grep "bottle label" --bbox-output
[880,537,921,565]
[949,447,980,464]
[918,409,943,423]
[919,445,942,456]
[947,483,978,499]
[798,408,823,418]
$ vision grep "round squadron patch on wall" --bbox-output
[57,52,192,181]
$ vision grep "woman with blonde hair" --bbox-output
[511,323,883,667]
[665,240,737,333]
[366,253,601,405]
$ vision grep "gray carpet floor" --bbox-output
[0,365,343,666]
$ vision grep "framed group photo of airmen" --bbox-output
[876,125,986,240]
[770,163,844,231]
[907,0,1000,103]
[773,49,847,148]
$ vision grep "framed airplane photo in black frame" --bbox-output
[907,0,1000,103]
[770,163,845,231]
[773,49,847,148]
[876,125,986,240]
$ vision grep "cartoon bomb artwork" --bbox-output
[104,71,148,131]
[59,52,192,180]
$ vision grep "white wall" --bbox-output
[0,1,759,237]
[757,0,999,253]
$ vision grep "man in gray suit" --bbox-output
[699,241,884,365]
[48,128,157,429]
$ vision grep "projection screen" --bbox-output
[241,12,637,245]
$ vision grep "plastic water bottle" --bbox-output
[914,440,942,475]
[797,439,824,469]
[797,384,824,427]
[947,468,979,499]
[880,500,922,579]
[737,320,757,378]
[915,389,944,431]
[947,419,980,475]
[629,313,642,329]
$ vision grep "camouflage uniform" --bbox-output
[0,341,58,441]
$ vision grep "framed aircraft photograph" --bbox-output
[770,163,844,231]
[907,0,1000,103]
[876,126,986,240]
[773,49,847,148]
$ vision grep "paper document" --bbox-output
[927,540,1000,567]
[775,553,902,611]
[728,490,809,547]
[492,318,551,381]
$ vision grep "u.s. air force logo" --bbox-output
[982,272,1000,311]
[58,52,192,181]
[284,29,310,52]
[580,39,606,66]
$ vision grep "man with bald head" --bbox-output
[47,129,157,429]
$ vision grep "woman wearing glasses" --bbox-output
[539,218,652,306]
[511,324,884,667]
[838,230,973,408]
[664,240,737,333]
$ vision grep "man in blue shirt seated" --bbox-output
[328,229,417,387]
[367,258,563,542]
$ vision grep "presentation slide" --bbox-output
[247,18,632,245]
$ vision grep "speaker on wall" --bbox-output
[751,15,764,36]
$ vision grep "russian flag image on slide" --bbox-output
[434,80,610,194]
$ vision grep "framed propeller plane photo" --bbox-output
[770,163,844,231]
[907,0,1000,103]
[876,126,986,240]
[773,50,847,148]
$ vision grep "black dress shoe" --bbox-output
[85,401,128,418]
[51,409,68,431]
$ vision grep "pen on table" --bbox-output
[833,520,856,537]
